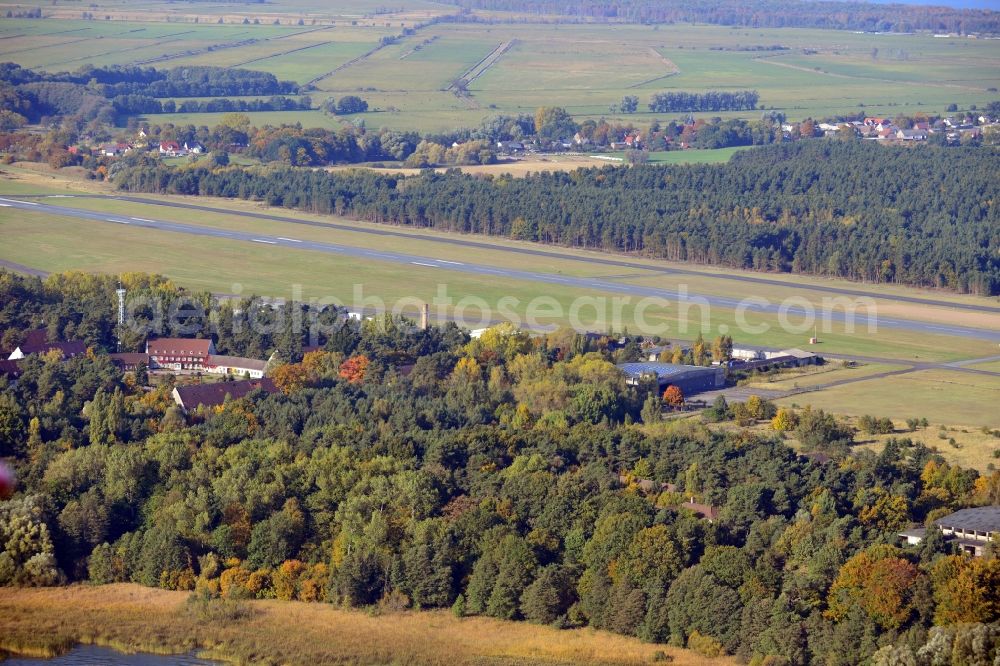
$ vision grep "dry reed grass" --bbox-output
[0,583,733,665]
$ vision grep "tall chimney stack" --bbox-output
[421,303,430,330]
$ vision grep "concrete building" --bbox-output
[935,507,1000,557]
[618,362,724,395]
[899,506,1000,557]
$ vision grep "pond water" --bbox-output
[4,645,216,665]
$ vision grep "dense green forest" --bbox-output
[114,141,1000,295]
[1,270,998,664]
[442,0,1000,33]
[0,63,296,126]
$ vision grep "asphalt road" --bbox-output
[2,194,1000,344]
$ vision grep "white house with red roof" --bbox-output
[158,141,185,156]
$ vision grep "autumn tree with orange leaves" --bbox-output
[271,362,311,395]
[338,355,370,384]
[930,555,1000,625]
[662,385,684,409]
[826,544,924,630]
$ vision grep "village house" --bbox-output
[496,141,524,153]
[101,142,129,157]
[158,141,185,157]
[624,133,642,148]
[897,129,928,141]
[184,141,205,154]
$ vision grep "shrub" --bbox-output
[219,564,251,598]
[687,630,726,657]
[185,588,254,624]
[298,563,330,603]
[451,593,466,617]
[273,559,306,601]
[246,569,272,598]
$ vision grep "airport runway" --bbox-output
[21,192,1000,316]
[2,194,1000,344]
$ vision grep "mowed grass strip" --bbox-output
[776,369,1000,430]
[0,584,727,666]
[740,362,908,391]
[967,360,1000,373]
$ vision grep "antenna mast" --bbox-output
[116,281,126,351]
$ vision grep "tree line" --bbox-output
[0,269,998,664]
[647,90,759,114]
[110,95,312,116]
[113,141,1000,294]
[438,0,1000,34]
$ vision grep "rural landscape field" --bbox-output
[0,0,999,664]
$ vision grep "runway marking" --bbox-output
[46,195,73,198]
[107,218,130,224]
[251,238,277,244]
[0,203,9,207]
[411,261,438,268]
[438,260,464,265]
[0,197,35,205]
[131,217,156,223]
[277,237,302,243]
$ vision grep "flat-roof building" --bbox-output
[618,362,724,395]
[935,507,1000,557]
[899,506,1000,557]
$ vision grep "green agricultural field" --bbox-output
[3,13,997,133]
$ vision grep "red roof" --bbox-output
[174,378,276,410]
[110,352,150,366]
[147,338,213,357]
[23,329,48,347]
[17,340,86,358]
[0,360,22,379]
[160,141,181,151]
[681,501,718,521]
